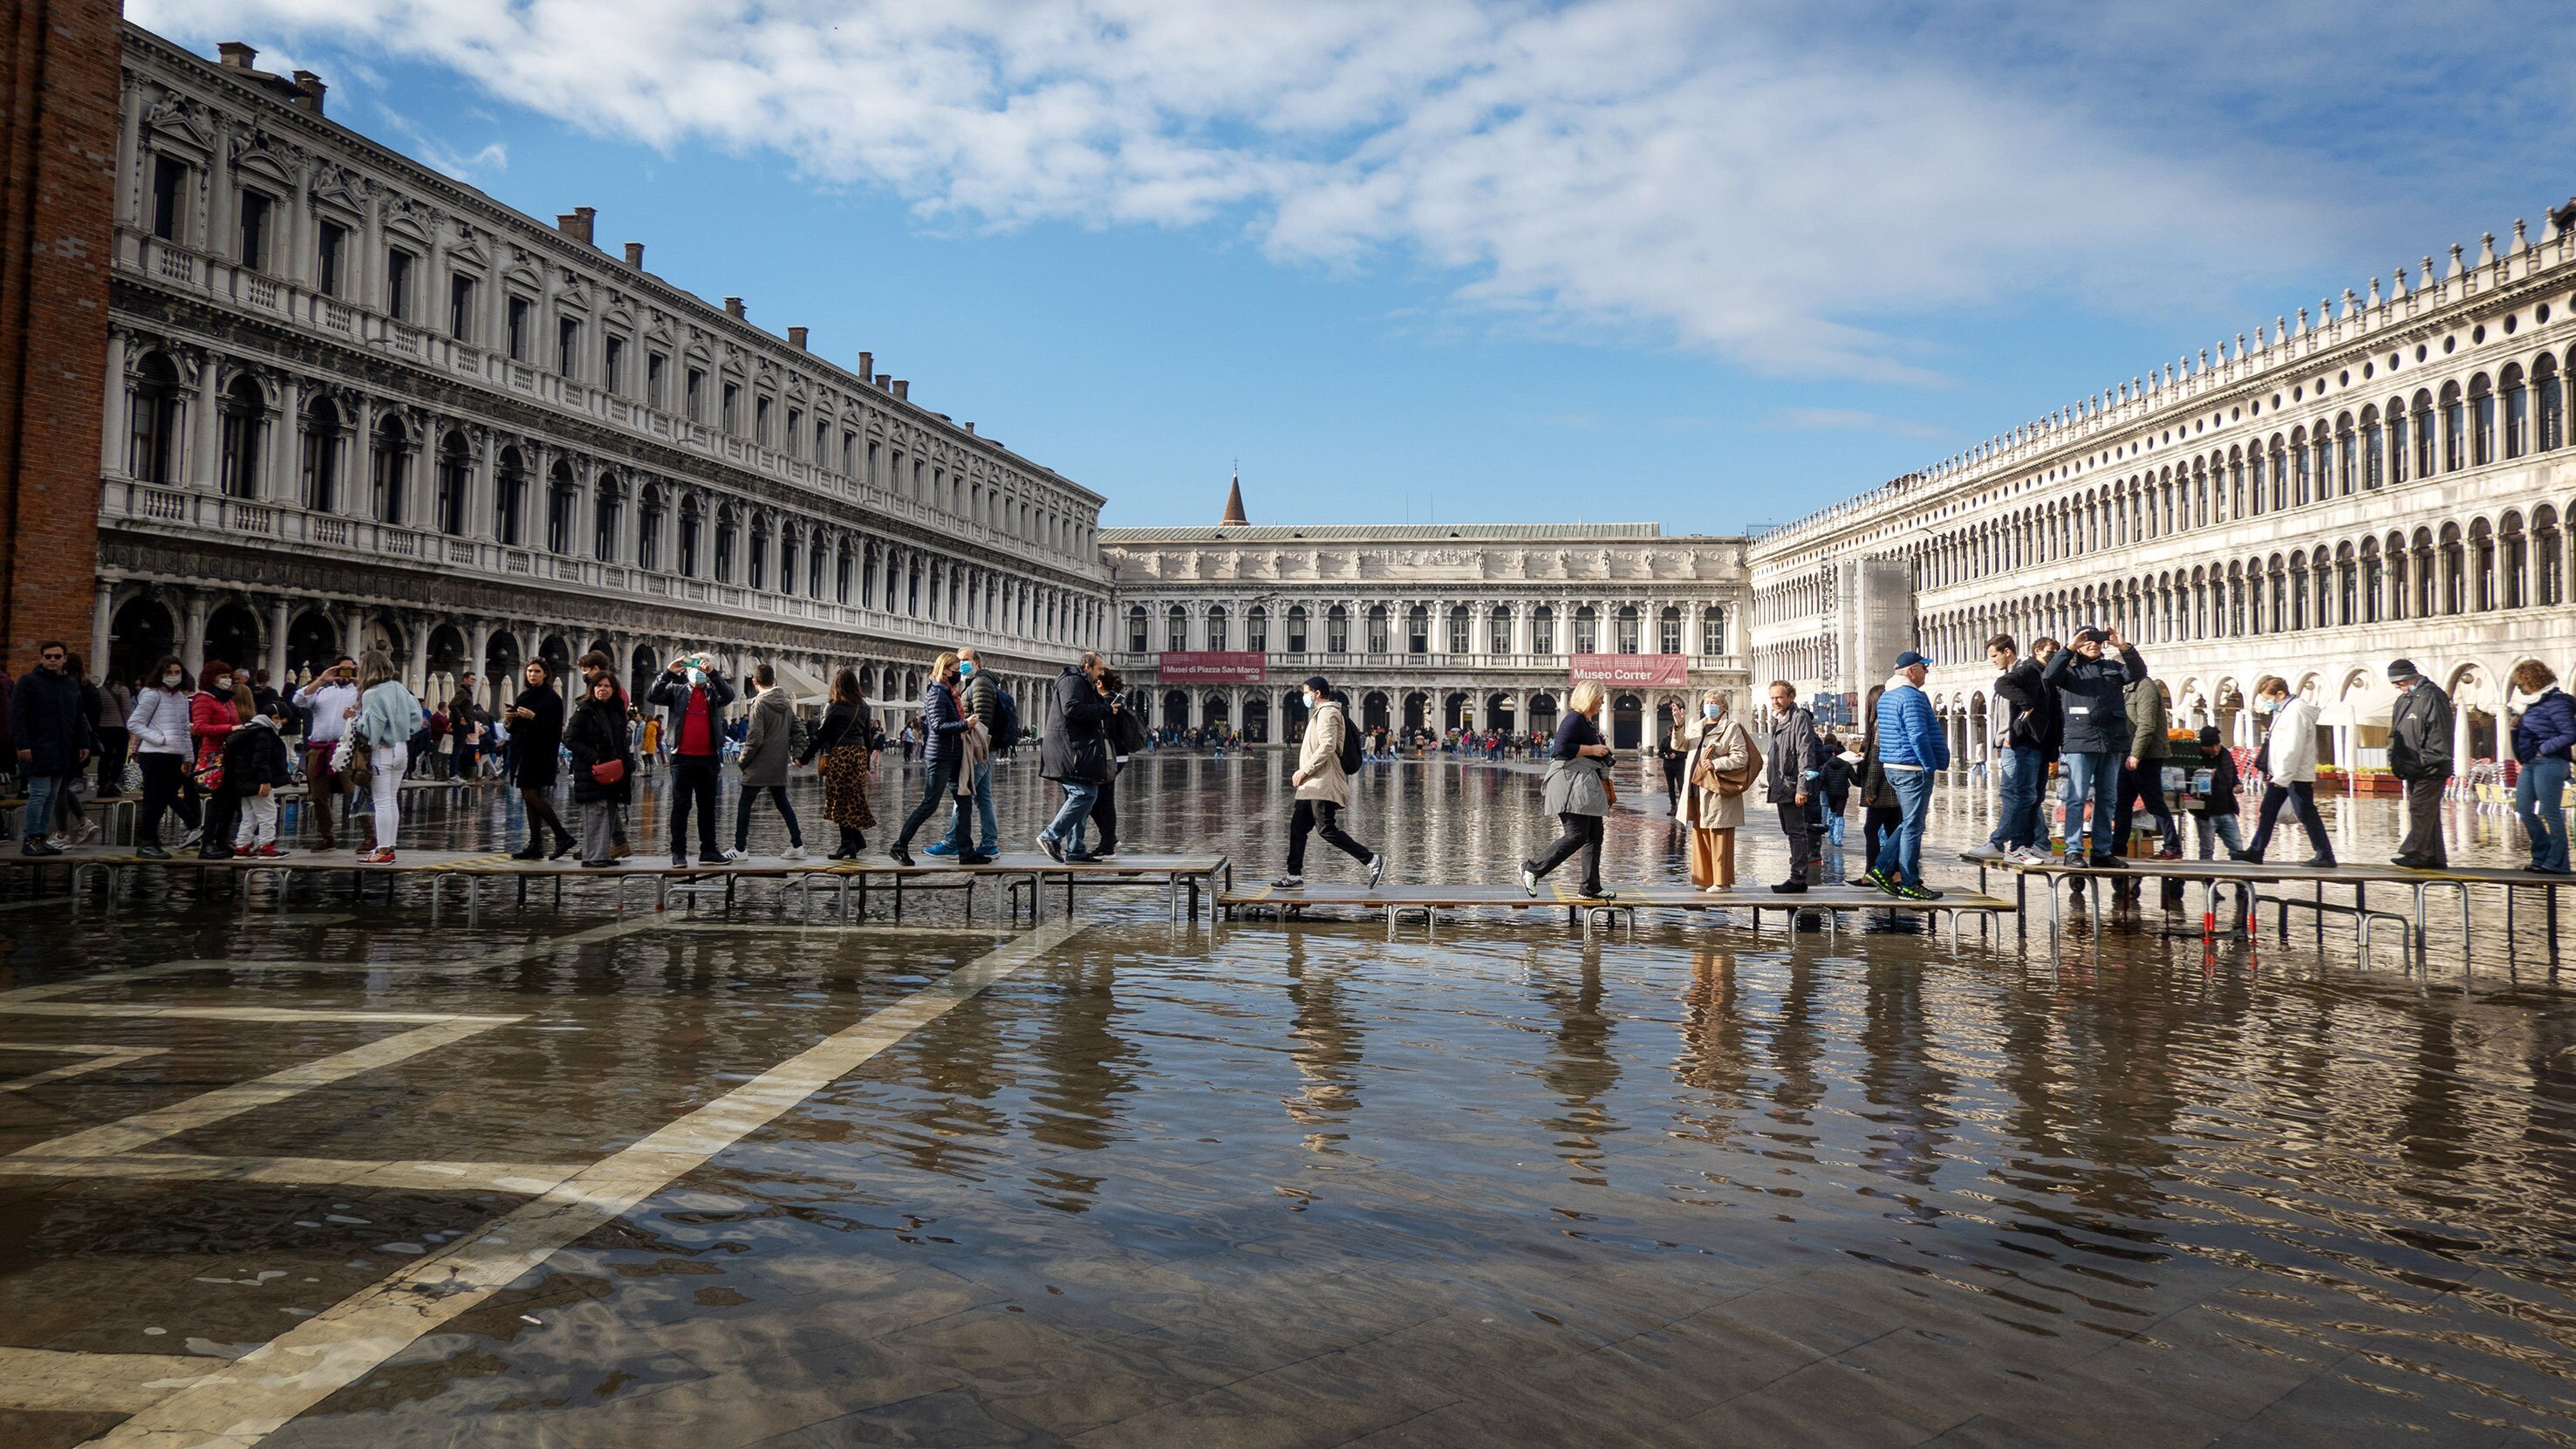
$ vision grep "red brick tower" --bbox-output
[0,0,119,671]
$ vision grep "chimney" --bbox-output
[873,373,892,391]
[290,70,327,115]
[963,422,974,434]
[623,242,645,269]
[856,351,871,379]
[723,297,745,319]
[554,207,595,245]
[892,379,909,400]
[217,41,257,68]
[788,326,808,350]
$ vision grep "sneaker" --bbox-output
[1582,885,1617,901]
[2151,845,2182,860]
[1269,874,1305,889]
[1897,883,1942,900]
[2090,856,2125,870]
[1038,836,1064,864]
[137,843,170,859]
[2303,855,2337,870]
[782,844,808,862]
[2228,849,2261,864]
[1520,864,1539,897]
[924,840,957,857]
[73,820,99,845]
[177,825,202,848]
[1367,854,1384,890]
[886,844,913,866]
[1065,851,1101,864]
[20,837,60,857]
[671,853,690,869]
[702,850,734,866]
[257,843,281,858]
[362,848,396,865]
[1857,866,1889,892]
[1871,871,1904,898]
[1770,878,1807,894]
[580,858,617,869]
[45,832,71,851]
[958,851,996,866]
[1088,845,1115,859]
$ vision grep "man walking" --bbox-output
[292,655,359,851]
[2387,660,2453,869]
[930,646,1002,858]
[2042,626,2129,870]
[1765,680,1825,893]
[10,643,92,855]
[2115,633,2182,861]
[1865,650,1949,899]
[1274,676,1381,888]
[1036,652,1113,862]
[646,654,735,867]
[1985,634,2057,860]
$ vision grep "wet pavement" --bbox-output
[3,752,2574,1446]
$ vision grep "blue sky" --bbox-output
[143,2,2576,537]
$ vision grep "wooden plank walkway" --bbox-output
[1220,879,2014,942]
[1,847,1233,926]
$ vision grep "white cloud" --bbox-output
[1770,407,1948,441]
[135,0,2325,380]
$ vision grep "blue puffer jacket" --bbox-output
[2516,687,2576,763]
[1873,679,1950,770]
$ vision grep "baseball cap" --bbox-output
[1895,650,1932,669]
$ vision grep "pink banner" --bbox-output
[1157,651,1268,684]
[1569,653,1688,688]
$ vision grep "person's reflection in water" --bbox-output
[1528,940,1622,1186]
[1670,949,1754,1206]
[1279,933,1365,1153]
[1856,958,1959,1220]
[1019,947,1140,1212]
[1758,953,1826,1213]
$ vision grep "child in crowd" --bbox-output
[224,694,294,857]
[2189,725,2242,859]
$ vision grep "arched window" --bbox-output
[371,416,411,524]
[1700,605,1725,656]
[2470,374,2497,465]
[1126,605,1149,654]
[1246,605,1268,653]
[1405,603,1428,653]
[2438,523,2464,614]
[126,352,181,483]
[593,474,621,562]
[1614,604,1641,653]
[637,487,664,571]
[2470,518,2495,610]
[1165,604,1187,652]
[546,461,577,554]
[678,496,702,577]
[2500,511,2526,608]
[218,373,265,498]
[2387,532,2410,621]
[2333,413,2355,496]
[2412,390,2436,477]
[2441,382,2465,471]
[2504,364,2530,460]
[2359,538,2381,624]
[1449,605,1472,654]
[1366,604,1390,653]
[777,525,798,595]
[834,539,853,603]
[2335,543,2356,625]
[1286,605,1308,653]
[1489,605,1513,654]
[434,430,470,536]
[1657,605,1682,655]
[1326,605,1349,653]
[1532,605,1556,655]
[297,396,342,512]
[2535,505,2564,605]
[2538,354,2566,452]
[2360,407,2383,490]
[747,517,768,591]
[1206,605,1228,651]
[495,448,527,545]
[713,506,737,583]
[1572,605,1598,654]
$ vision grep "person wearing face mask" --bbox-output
[926,647,1002,859]
[126,655,202,858]
[2041,627,2130,871]
[2232,674,2334,867]
[190,660,239,776]
[646,654,737,868]
[1278,675,1381,889]
[1677,689,1756,891]
[506,659,576,860]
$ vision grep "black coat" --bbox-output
[509,685,566,789]
[2388,681,2454,782]
[8,668,94,776]
[1764,705,1823,805]
[563,699,633,803]
[218,721,292,797]
[1038,667,1111,783]
[800,700,872,765]
[2042,646,2130,755]
[1992,656,2061,757]
[644,670,737,755]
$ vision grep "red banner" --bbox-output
[1157,651,1268,684]
[1570,653,1688,688]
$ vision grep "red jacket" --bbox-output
[190,689,238,769]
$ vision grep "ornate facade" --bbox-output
[1097,519,1752,747]
[96,26,1109,721]
[1750,200,2576,772]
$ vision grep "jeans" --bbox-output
[2245,781,2332,862]
[1874,765,1934,885]
[1528,810,1606,892]
[2192,811,2244,859]
[135,753,201,846]
[895,760,974,853]
[668,753,724,857]
[735,784,803,852]
[1289,798,1373,876]
[2060,751,2122,862]
[1989,745,2047,851]
[1041,780,1100,854]
[946,760,996,850]
[20,773,66,842]
[2517,755,2571,871]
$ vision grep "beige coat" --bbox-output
[1677,714,1757,830]
[1295,701,1354,807]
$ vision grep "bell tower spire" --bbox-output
[1220,465,1248,528]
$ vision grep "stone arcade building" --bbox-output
[1097,514,1752,748]
[1750,199,2576,775]
[93,26,1110,722]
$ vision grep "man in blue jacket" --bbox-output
[1865,650,1949,899]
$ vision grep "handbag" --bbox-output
[591,757,626,785]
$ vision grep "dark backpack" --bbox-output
[1335,709,1363,776]
[994,687,1023,752]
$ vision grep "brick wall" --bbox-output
[0,0,117,674]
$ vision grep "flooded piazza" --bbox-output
[2,754,2573,1448]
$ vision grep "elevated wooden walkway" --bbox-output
[1219,879,2013,941]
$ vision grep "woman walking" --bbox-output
[1678,689,1756,891]
[195,680,248,860]
[125,655,200,858]
[1520,680,1619,900]
[351,650,420,864]
[190,660,238,776]
[734,663,806,861]
[563,673,634,867]
[506,659,575,860]
[2231,675,2334,867]
[801,667,878,859]
[886,653,986,865]
[2511,660,2574,873]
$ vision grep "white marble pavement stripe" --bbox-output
[83,920,1089,1449]
[0,1347,215,1413]
[0,1152,587,1194]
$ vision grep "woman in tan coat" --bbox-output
[1273,675,1382,888]
[1679,688,1757,890]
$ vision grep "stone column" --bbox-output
[339,608,364,666]
[272,375,302,507]
[190,354,223,490]
[181,590,209,676]
[2453,685,2476,768]
[99,329,127,475]
[267,596,291,687]
[406,615,431,696]
[91,589,113,674]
